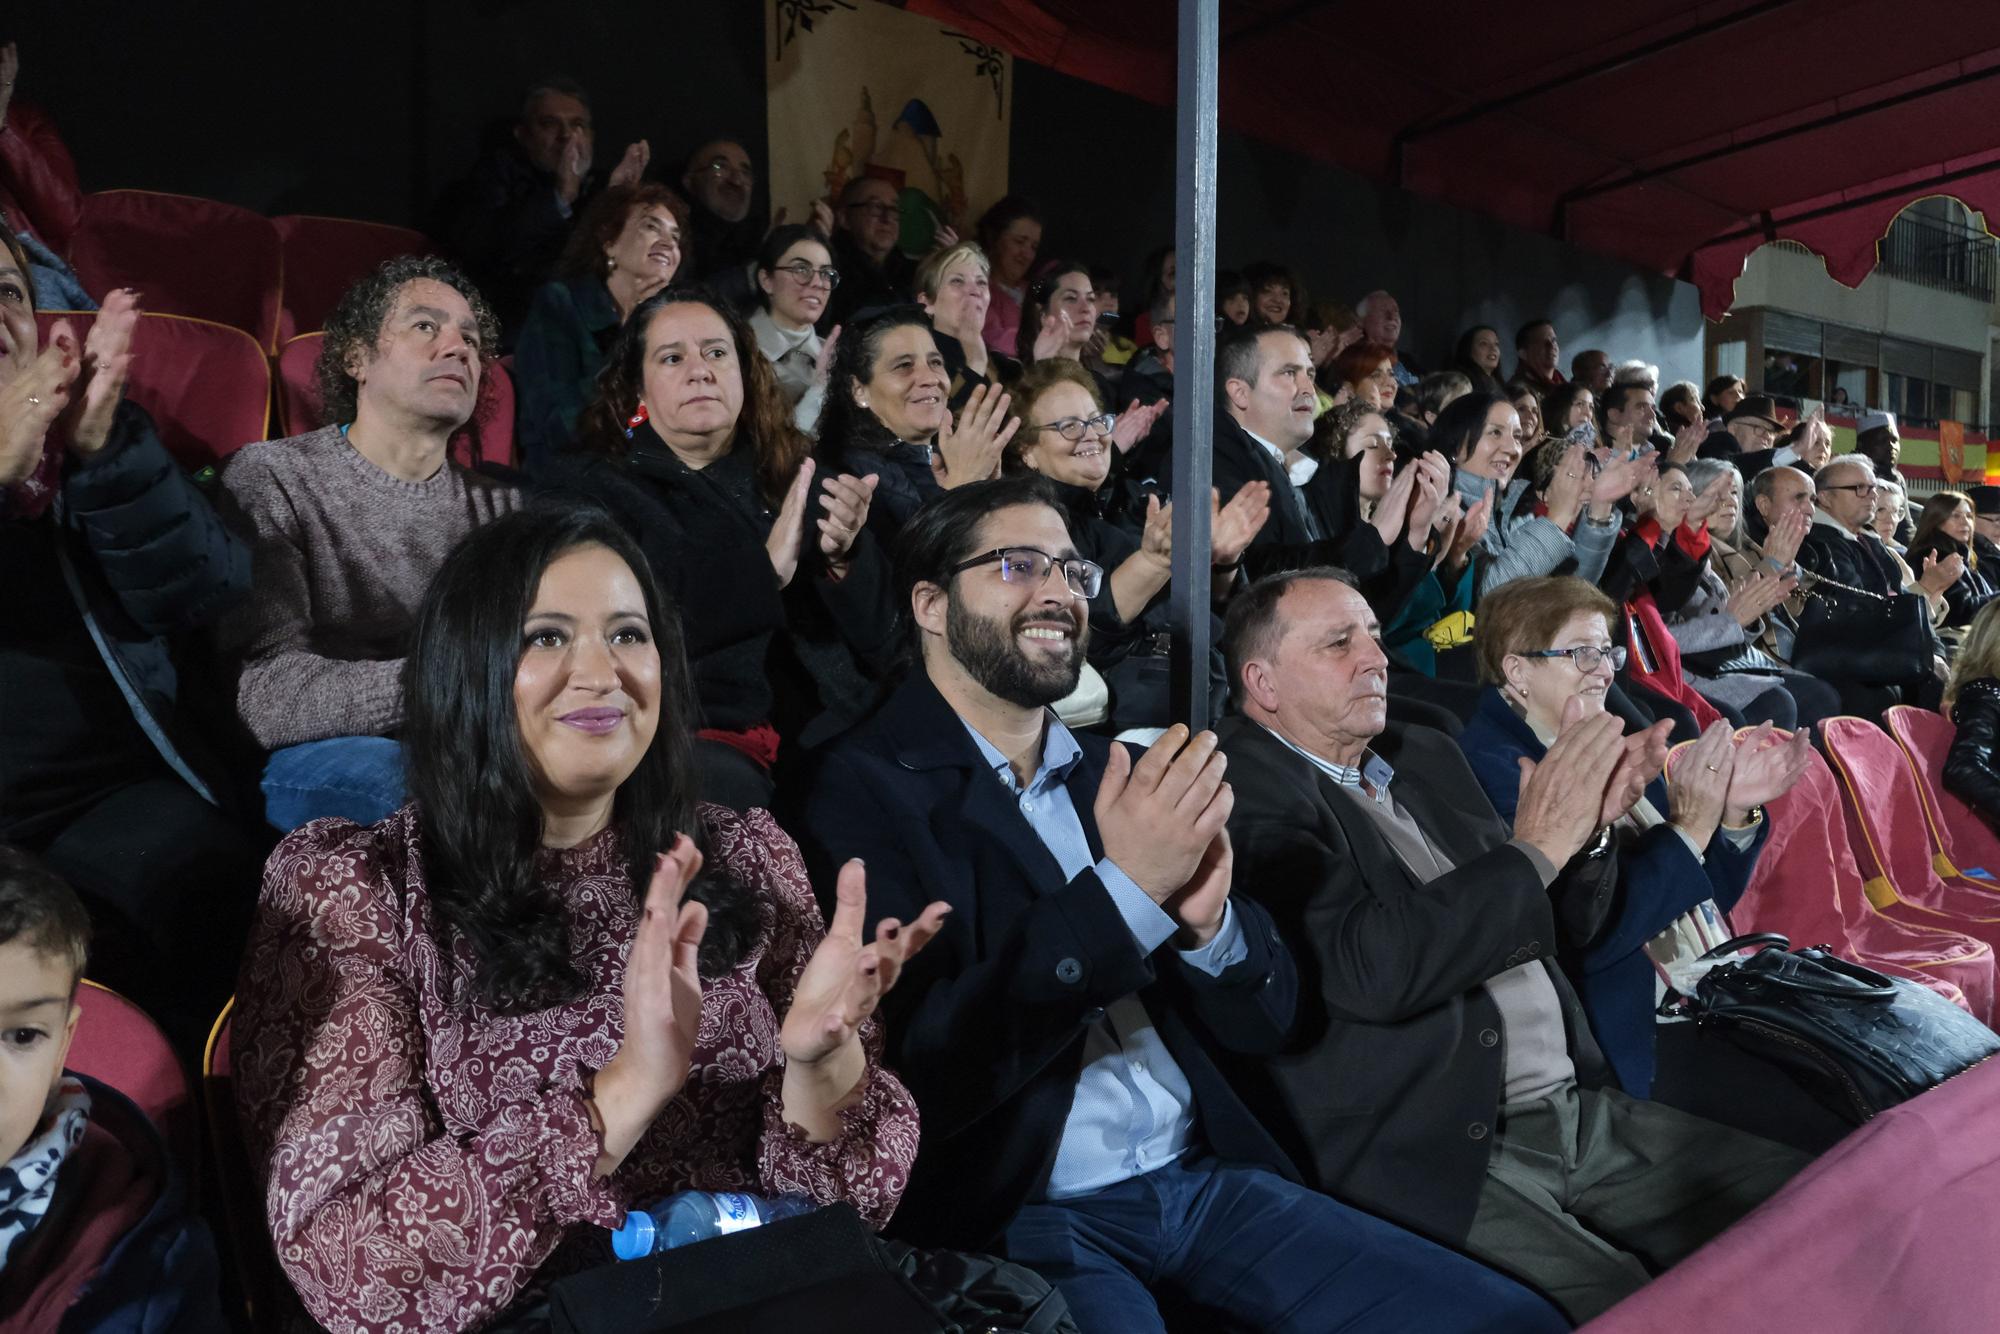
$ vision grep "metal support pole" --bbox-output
[1169,0,1219,729]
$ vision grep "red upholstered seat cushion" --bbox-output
[67,190,282,351]
[65,981,196,1180]
[271,214,435,344]
[35,310,270,470]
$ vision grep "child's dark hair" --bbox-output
[0,845,92,992]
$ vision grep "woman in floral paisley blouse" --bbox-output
[232,503,949,1334]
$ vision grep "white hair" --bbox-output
[1612,359,1659,388]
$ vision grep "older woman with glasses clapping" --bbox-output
[1454,576,1809,1107]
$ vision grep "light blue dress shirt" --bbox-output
[961,716,1247,1200]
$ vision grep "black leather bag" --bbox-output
[1661,933,2000,1124]
[547,1203,1078,1334]
[1790,577,1935,684]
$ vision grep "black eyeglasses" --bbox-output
[1028,414,1114,443]
[1520,644,1627,673]
[844,201,899,220]
[773,261,840,289]
[700,159,755,184]
[1820,482,1878,496]
[950,547,1104,599]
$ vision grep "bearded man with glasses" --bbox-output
[805,476,1566,1334]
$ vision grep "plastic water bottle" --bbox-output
[610,1190,818,1259]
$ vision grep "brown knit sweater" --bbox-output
[217,426,519,749]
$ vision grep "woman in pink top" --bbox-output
[975,195,1042,358]
[233,504,948,1334]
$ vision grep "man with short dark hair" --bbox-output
[1215,569,1807,1324]
[219,258,520,833]
[805,478,1565,1333]
[1599,381,1656,455]
[1209,323,1353,577]
[824,174,918,332]
[1570,348,1611,395]
[1508,318,1563,395]
[433,77,647,340]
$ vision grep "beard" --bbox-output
[946,598,1085,709]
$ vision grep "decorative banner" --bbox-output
[1940,419,1967,487]
[767,0,1012,255]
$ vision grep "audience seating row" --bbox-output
[33,310,515,473]
[65,188,432,350]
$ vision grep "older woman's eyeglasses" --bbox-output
[1028,414,1114,443]
[1521,644,1627,674]
[774,261,840,289]
[950,547,1104,599]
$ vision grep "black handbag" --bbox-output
[547,1203,1079,1334]
[1790,574,1936,684]
[1660,933,2000,1124]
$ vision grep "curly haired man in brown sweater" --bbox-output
[219,257,520,832]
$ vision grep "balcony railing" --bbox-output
[1877,213,1998,302]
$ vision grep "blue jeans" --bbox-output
[1002,1158,1565,1334]
[262,737,406,833]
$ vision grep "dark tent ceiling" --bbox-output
[909,0,2000,315]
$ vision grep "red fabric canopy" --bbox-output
[910,0,2000,316]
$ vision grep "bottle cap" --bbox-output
[611,1210,655,1261]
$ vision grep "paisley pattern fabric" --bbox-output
[233,803,918,1334]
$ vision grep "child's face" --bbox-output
[0,940,80,1161]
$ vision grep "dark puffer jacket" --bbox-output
[1946,677,2000,826]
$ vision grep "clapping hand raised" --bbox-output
[1095,725,1235,947]
[591,837,711,1175]
[931,384,1017,489]
[0,324,76,487]
[1111,397,1169,455]
[779,860,949,1138]
[1723,722,1811,819]
[1211,482,1271,568]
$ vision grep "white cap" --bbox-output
[1857,410,1897,436]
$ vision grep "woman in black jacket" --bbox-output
[815,305,1021,546]
[1004,357,1267,728]
[1906,489,1999,629]
[1944,599,2000,825]
[0,246,259,1052]
[542,286,897,811]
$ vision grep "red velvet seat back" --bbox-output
[66,980,196,1181]
[271,214,434,343]
[1731,739,1993,1020]
[68,190,283,351]
[1886,705,2000,882]
[35,310,270,470]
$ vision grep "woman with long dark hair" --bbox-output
[545,287,896,807]
[234,504,947,1334]
[1907,488,1999,629]
[1451,325,1508,397]
[816,304,1019,545]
